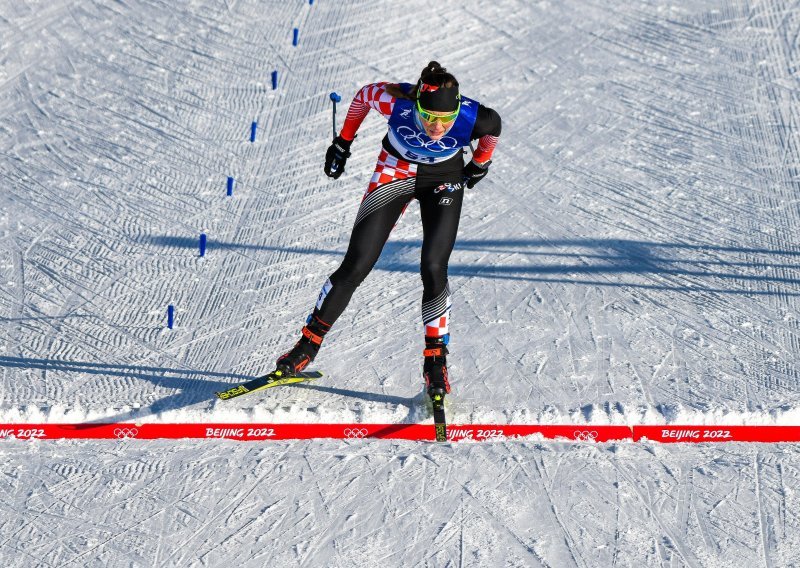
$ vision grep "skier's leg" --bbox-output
[276,151,416,373]
[316,156,417,324]
[417,179,464,394]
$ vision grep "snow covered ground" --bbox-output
[2,438,799,567]
[2,0,800,565]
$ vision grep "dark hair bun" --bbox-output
[423,61,446,76]
[417,61,459,90]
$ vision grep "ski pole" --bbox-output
[463,142,476,186]
[329,92,341,139]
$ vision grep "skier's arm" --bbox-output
[463,105,501,188]
[339,82,397,141]
[471,106,502,164]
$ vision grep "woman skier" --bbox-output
[275,61,501,405]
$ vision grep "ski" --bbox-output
[215,370,323,401]
[431,391,447,442]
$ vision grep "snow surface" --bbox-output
[1,0,800,565]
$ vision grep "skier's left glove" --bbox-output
[464,159,491,189]
[324,135,354,179]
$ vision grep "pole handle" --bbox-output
[329,92,341,139]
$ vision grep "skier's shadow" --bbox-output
[0,356,419,426]
[293,382,414,405]
[0,356,247,425]
[291,383,427,423]
[145,236,800,296]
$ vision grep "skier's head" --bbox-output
[415,61,460,140]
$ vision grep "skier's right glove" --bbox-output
[324,135,354,179]
[464,159,491,189]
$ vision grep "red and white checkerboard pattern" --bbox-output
[360,83,396,117]
[340,82,396,140]
[365,149,418,197]
[425,314,450,337]
[422,285,452,337]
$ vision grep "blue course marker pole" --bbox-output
[227,176,234,196]
[271,70,278,90]
[329,92,341,139]
[250,121,257,142]
[293,28,299,47]
[199,233,207,257]
[167,305,175,329]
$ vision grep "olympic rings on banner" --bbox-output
[114,427,139,439]
[573,430,598,442]
[343,428,368,439]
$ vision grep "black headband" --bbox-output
[417,84,460,112]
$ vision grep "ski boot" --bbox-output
[423,335,451,405]
[276,313,331,376]
[424,335,451,442]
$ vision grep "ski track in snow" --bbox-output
[2,0,800,564]
[0,440,799,567]
[1,0,799,424]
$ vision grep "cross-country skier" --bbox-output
[275,61,501,405]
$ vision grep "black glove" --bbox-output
[324,135,353,179]
[464,159,491,188]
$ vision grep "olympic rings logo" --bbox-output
[343,428,368,439]
[395,126,459,152]
[573,430,598,442]
[114,427,139,439]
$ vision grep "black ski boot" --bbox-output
[423,336,451,401]
[276,313,331,375]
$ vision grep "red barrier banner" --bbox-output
[633,425,800,443]
[0,423,632,442]
[2,424,798,443]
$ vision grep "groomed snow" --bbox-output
[2,0,800,565]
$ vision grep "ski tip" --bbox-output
[298,370,324,379]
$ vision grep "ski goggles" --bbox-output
[415,99,460,125]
